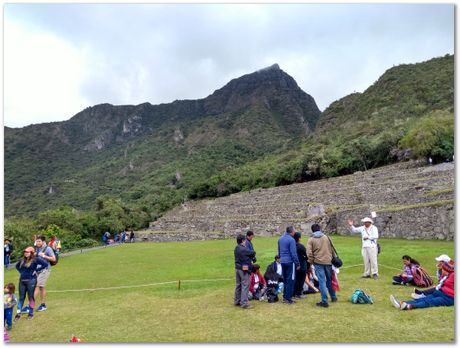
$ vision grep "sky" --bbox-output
[4,3,455,128]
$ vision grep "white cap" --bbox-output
[435,254,451,262]
[361,217,373,223]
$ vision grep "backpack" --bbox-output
[37,246,58,266]
[351,288,373,304]
[412,266,433,288]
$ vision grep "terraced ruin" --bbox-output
[139,161,454,242]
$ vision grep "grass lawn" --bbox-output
[4,236,454,343]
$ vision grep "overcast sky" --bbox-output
[4,3,454,128]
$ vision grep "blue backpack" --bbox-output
[351,288,374,304]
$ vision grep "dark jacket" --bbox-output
[16,257,49,281]
[296,242,308,271]
[234,244,256,271]
[245,239,257,262]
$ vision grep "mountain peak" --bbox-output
[256,63,280,72]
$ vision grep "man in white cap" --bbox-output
[347,217,379,279]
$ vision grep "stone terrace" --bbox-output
[140,161,454,241]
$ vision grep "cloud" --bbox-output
[4,3,454,127]
[4,18,90,127]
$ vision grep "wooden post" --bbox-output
[178,280,181,291]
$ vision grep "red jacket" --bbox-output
[249,271,267,293]
[440,272,454,298]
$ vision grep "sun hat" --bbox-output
[361,217,373,223]
[435,254,451,263]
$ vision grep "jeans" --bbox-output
[4,254,10,267]
[4,308,13,328]
[18,278,37,312]
[314,264,337,304]
[234,269,250,306]
[406,290,454,308]
[281,263,295,301]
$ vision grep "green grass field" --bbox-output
[4,236,454,343]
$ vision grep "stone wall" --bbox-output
[144,161,454,242]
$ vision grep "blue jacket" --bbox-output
[16,257,49,280]
[278,233,300,267]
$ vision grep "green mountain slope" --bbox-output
[5,64,320,218]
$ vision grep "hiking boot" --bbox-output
[234,302,241,306]
[390,295,401,309]
[373,274,379,280]
[37,304,47,312]
[13,314,21,322]
[316,302,329,308]
[240,303,252,309]
[331,298,338,302]
[361,275,371,278]
[282,299,295,304]
[27,313,34,320]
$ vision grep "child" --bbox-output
[4,283,17,330]
[249,264,267,301]
[392,255,420,286]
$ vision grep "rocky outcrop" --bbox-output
[148,161,454,241]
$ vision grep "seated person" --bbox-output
[303,263,320,294]
[266,255,284,294]
[264,262,284,303]
[249,264,267,301]
[392,255,420,286]
[412,255,454,299]
[390,258,454,310]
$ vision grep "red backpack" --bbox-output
[412,266,433,288]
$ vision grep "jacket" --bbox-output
[249,271,267,293]
[245,239,257,262]
[278,233,300,266]
[307,231,333,265]
[16,257,49,280]
[296,242,308,271]
[234,244,256,271]
[440,272,454,298]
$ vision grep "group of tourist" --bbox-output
[4,235,58,331]
[234,221,348,309]
[102,228,135,245]
[233,217,454,312]
[390,254,454,310]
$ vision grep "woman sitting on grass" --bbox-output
[392,255,420,286]
[303,263,320,294]
[249,264,267,301]
[390,259,454,310]
[14,247,48,321]
[411,254,454,299]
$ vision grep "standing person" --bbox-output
[278,226,300,304]
[34,236,56,313]
[293,232,308,299]
[307,224,337,308]
[4,240,13,269]
[121,229,127,243]
[129,230,135,243]
[245,231,256,263]
[234,234,256,309]
[4,283,17,330]
[348,217,379,279]
[15,247,48,321]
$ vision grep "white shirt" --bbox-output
[276,262,282,276]
[351,225,379,248]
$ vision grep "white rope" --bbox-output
[47,264,402,293]
[47,278,234,293]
